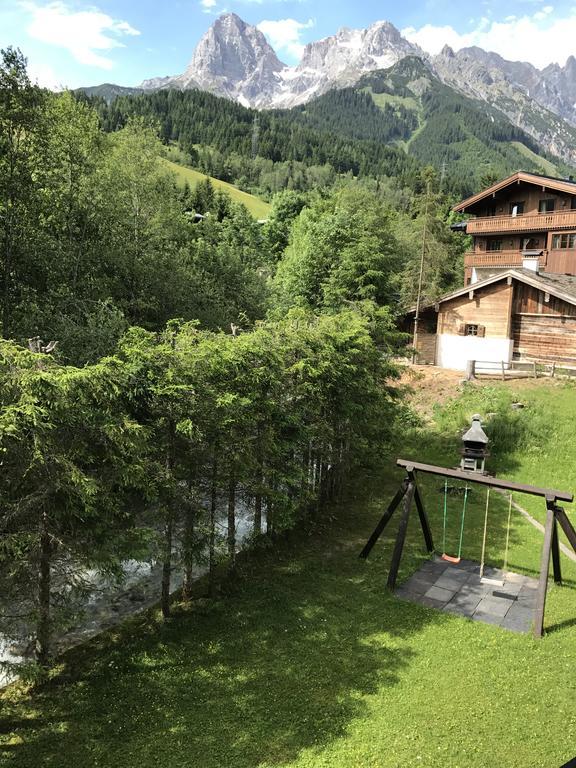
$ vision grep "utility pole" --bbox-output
[412,183,431,364]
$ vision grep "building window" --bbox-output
[552,233,576,249]
[539,199,555,213]
[486,239,502,251]
[571,198,576,210]
[486,205,497,217]
[509,201,525,216]
[465,324,479,336]
[523,237,540,250]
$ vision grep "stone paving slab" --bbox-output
[395,558,539,634]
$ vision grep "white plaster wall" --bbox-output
[436,334,514,371]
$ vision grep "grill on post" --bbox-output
[460,414,489,473]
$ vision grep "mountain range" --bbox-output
[83,13,576,167]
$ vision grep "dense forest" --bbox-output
[0,46,464,674]
[83,57,572,200]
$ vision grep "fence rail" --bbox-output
[467,358,576,380]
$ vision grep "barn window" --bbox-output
[486,239,502,252]
[552,233,576,249]
[539,199,555,213]
[465,324,478,336]
[509,201,525,216]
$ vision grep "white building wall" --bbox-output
[436,334,514,371]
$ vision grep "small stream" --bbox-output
[0,500,261,687]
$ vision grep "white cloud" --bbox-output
[27,59,61,89]
[402,7,576,69]
[257,18,313,60]
[21,1,140,70]
[200,0,217,12]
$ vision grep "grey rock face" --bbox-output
[132,13,576,163]
[142,13,285,106]
[432,45,576,165]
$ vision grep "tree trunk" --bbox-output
[227,475,236,567]
[266,475,275,535]
[253,449,264,535]
[181,489,195,602]
[161,515,173,619]
[161,417,176,619]
[36,510,52,668]
[209,444,218,596]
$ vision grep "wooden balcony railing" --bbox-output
[466,210,576,234]
[464,251,527,267]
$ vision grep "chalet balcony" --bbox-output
[464,251,527,268]
[465,210,576,235]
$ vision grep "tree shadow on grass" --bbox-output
[0,509,450,768]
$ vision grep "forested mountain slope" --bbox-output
[89,58,572,199]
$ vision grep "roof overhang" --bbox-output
[405,269,576,316]
[453,171,576,213]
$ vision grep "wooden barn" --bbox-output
[408,269,576,370]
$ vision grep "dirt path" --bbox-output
[399,363,561,422]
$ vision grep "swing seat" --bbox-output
[481,575,505,587]
[441,553,461,564]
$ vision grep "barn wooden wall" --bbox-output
[438,282,513,337]
[513,316,576,361]
[512,282,576,361]
[415,332,436,364]
[512,284,576,316]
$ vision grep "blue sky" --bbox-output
[1,0,575,89]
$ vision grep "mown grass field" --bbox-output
[164,159,271,220]
[1,376,575,767]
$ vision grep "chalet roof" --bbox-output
[453,171,576,213]
[406,269,576,315]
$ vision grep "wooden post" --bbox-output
[359,479,409,559]
[555,507,576,555]
[501,361,505,381]
[551,361,556,378]
[533,361,537,379]
[413,479,434,553]
[534,497,555,639]
[551,516,562,585]
[465,360,476,381]
[387,481,415,590]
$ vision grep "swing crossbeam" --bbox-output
[396,459,573,502]
[361,458,576,639]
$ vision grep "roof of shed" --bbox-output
[406,269,576,315]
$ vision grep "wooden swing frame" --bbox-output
[360,459,576,639]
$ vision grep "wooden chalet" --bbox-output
[409,269,576,370]
[408,172,576,370]
[453,171,576,285]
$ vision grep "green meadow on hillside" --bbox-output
[1,378,575,768]
[164,158,271,220]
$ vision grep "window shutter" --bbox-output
[457,324,466,336]
[477,325,486,337]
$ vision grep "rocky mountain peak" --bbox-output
[134,12,576,153]
[184,12,284,91]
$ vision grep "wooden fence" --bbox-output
[466,359,576,380]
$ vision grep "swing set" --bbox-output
[360,459,576,638]
[439,482,513,588]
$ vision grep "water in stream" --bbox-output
[0,499,261,687]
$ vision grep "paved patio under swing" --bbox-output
[395,556,539,633]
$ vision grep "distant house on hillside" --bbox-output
[407,172,576,369]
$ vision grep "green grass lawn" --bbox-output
[163,159,271,220]
[2,378,576,767]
